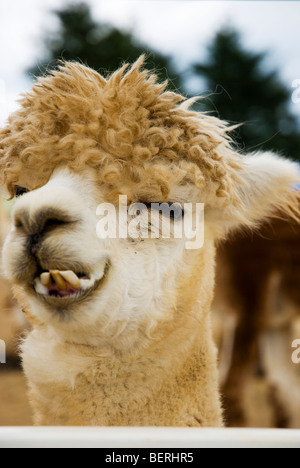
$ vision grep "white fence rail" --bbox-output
[0,427,300,448]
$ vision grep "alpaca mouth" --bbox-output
[33,262,111,306]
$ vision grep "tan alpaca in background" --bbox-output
[0,58,299,426]
[213,216,300,428]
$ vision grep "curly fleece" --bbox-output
[0,56,243,203]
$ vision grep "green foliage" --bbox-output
[28,5,300,161]
[28,2,182,92]
[193,28,300,160]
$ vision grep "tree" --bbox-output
[193,28,300,160]
[28,2,182,92]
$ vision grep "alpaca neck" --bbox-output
[23,306,222,426]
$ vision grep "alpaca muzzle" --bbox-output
[5,180,111,306]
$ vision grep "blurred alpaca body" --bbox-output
[214,216,300,428]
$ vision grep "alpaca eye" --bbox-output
[145,202,184,220]
[168,202,184,221]
[14,186,29,198]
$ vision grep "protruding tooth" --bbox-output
[60,271,81,289]
[40,272,52,288]
[50,270,67,291]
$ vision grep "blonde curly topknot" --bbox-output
[0,56,242,202]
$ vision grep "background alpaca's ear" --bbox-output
[208,152,300,238]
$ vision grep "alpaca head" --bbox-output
[0,57,299,352]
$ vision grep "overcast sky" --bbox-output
[0,0,300,125]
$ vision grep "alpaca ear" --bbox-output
[208,152,300,237]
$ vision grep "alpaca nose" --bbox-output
[14,207,71,234]
[14,206,74,253]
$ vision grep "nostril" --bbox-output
[30,234,40,246]
[14,208,77,237]
[28,233,41,256]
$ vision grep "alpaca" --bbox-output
[213,216,300,428]
[0,57,299,426]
